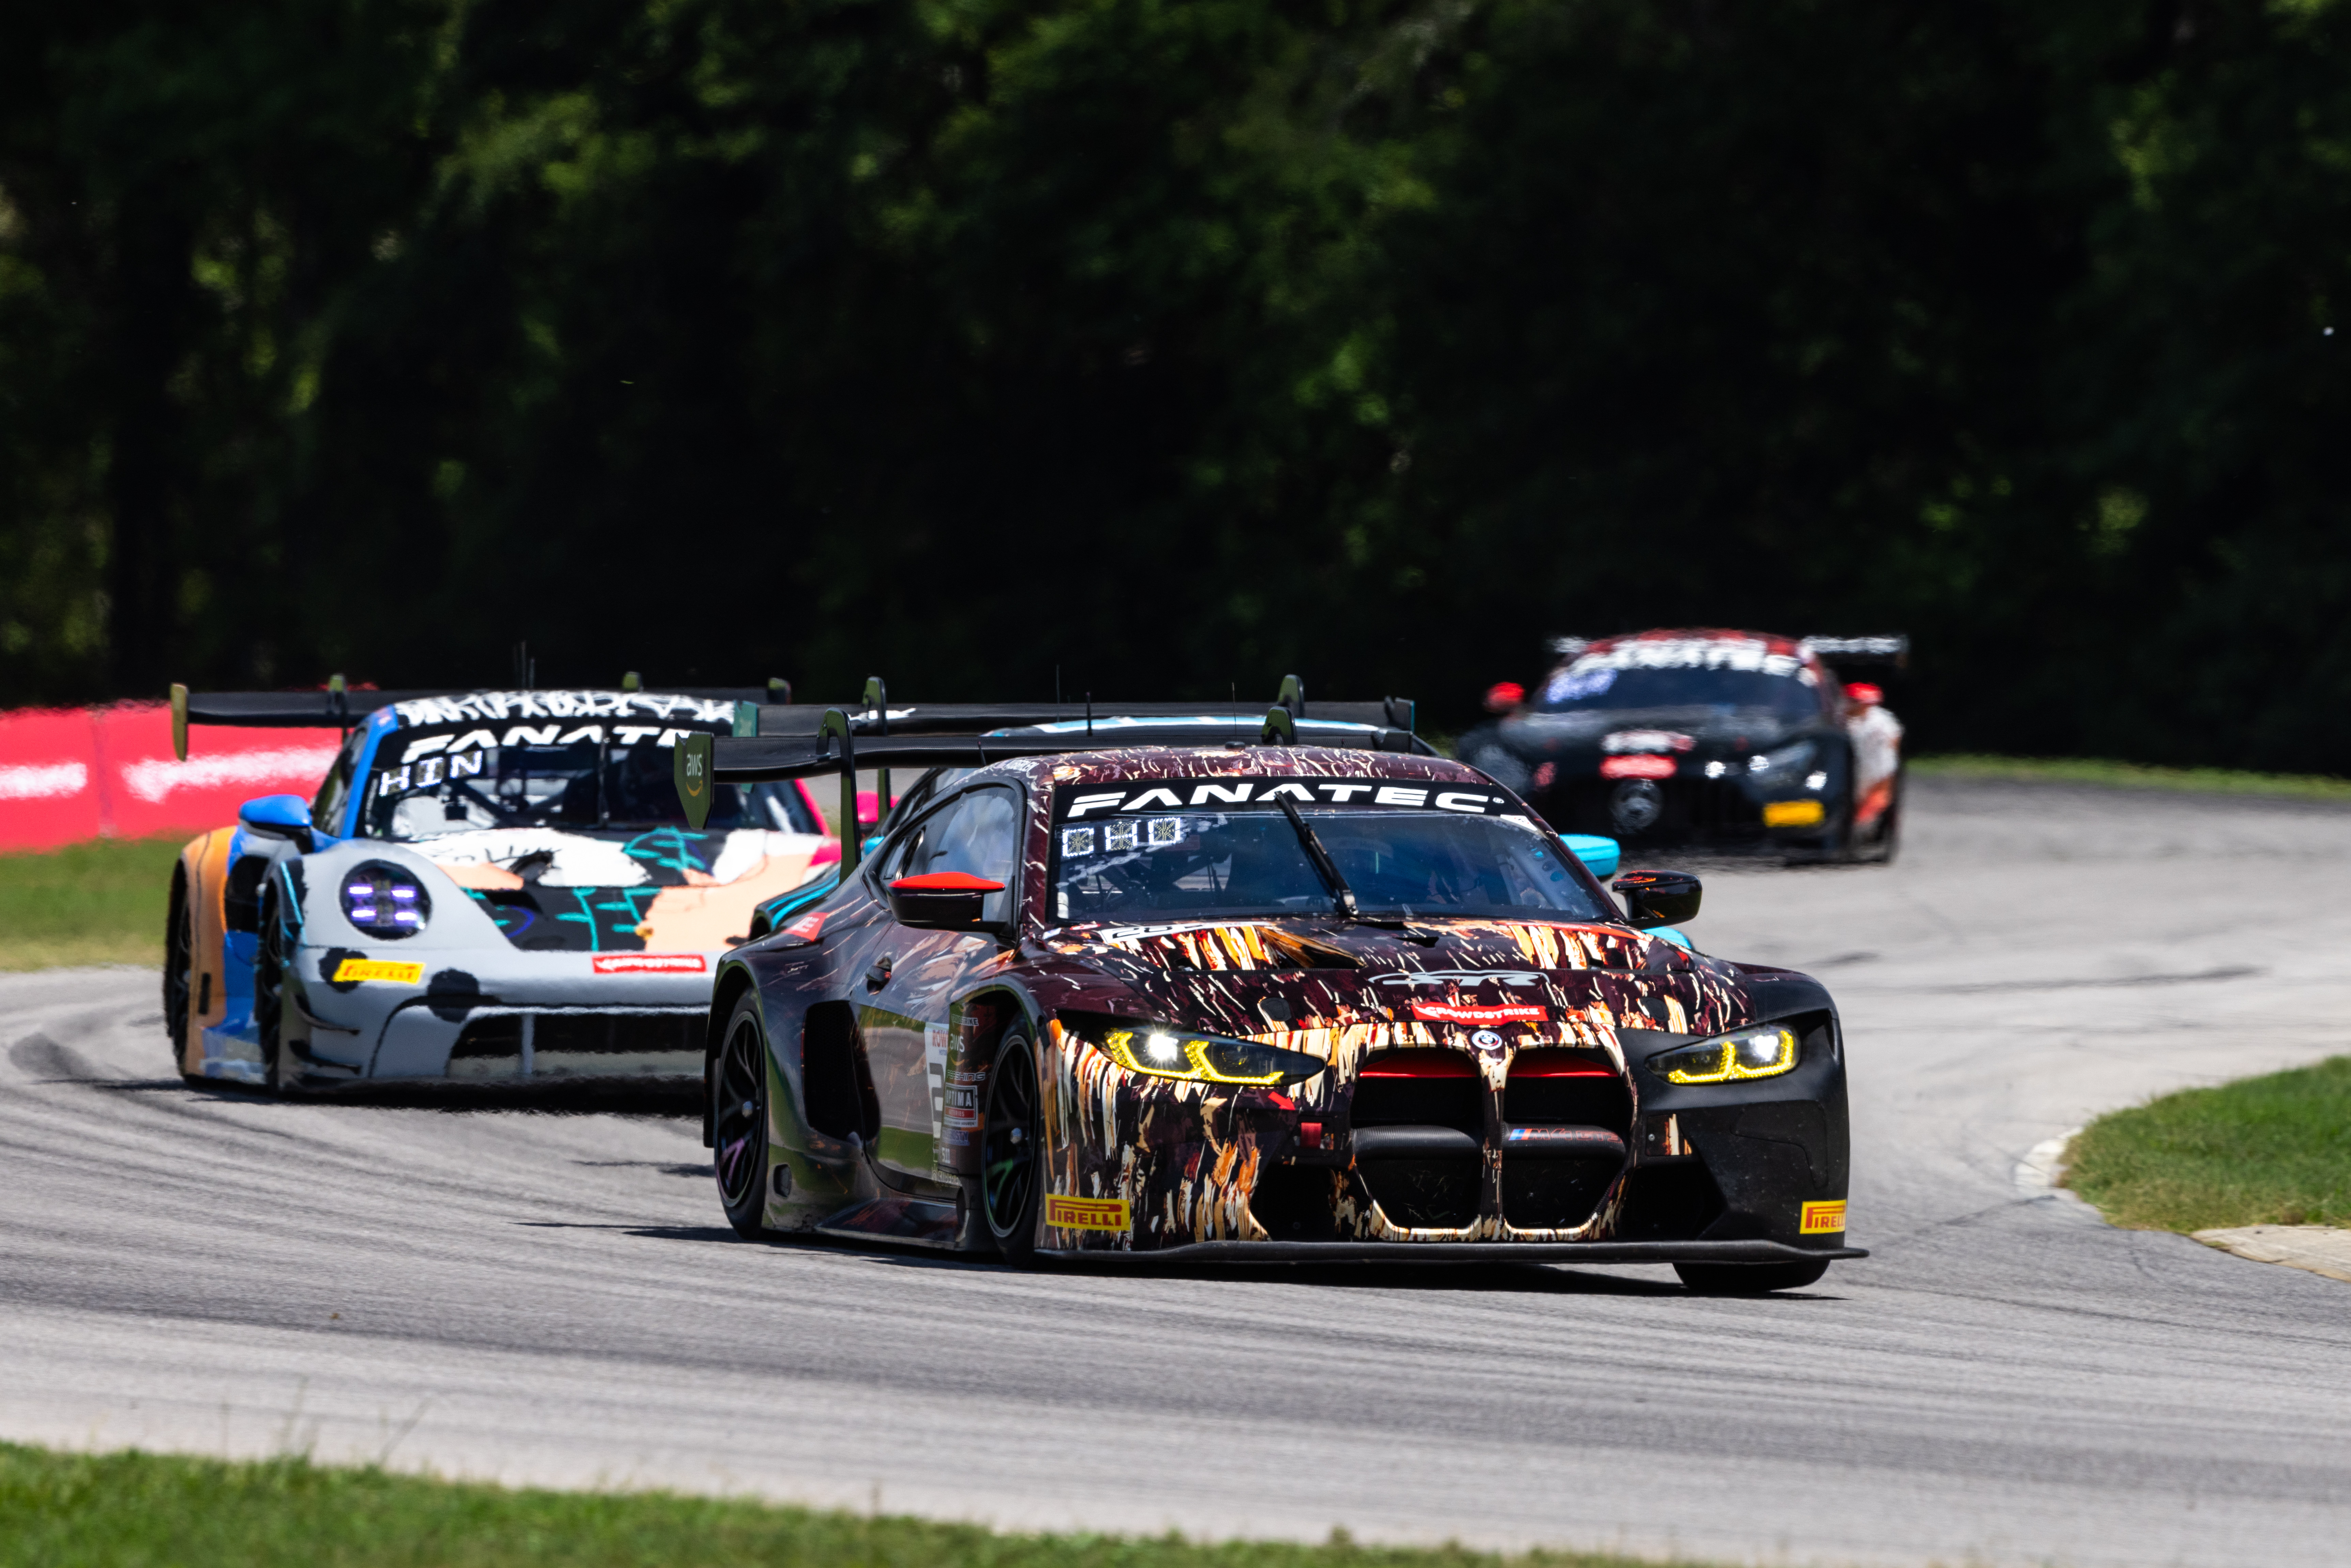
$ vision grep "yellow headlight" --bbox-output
[1094,1025,1325,1086]
[1649,1025,1799,1085]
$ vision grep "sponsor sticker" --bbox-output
[1044,1194,1131,1233]
[1601,729,1695,754]
[780,911,828,942]
[591,953,707,974]
[1409,1000,1548,1025]
[332,958,424,985]
[1800,1200,1847,1235]
[1600,754,1677,780]
[1057,780,1510,820]
[1506,1126,1620,1147]
[1763,799,1826,828]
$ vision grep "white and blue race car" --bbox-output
[164,684,835,1091]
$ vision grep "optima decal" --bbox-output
[1409,1000,1548,1025]
[1044,1194,1131,1232]
[1058,780,1508,819]
[332,958,425,984]
[1801,1200,1847,1234]
[590,953,706,974]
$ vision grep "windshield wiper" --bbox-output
[1275,801,1438,943]
[1277,799,1357,918]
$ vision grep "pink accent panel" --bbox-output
[0,703,343,850]
[0,708,103,850]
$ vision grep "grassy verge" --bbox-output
[0,1443,1688,1568]
[2065,1056,2351,1231]
[1911,753,2351,801]
[0,835,185,971]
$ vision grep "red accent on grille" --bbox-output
[1360,1049,1477,1079]
[1510,1048,1616,1078]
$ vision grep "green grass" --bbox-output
[2065,1056,2351,1232]
[0,1444,1690,1568]
[0,834,186,971]
[1911,753,2351,801]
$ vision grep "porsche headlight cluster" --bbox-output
[1088,1021,1327,1086]
[1648,1024,1798,1085]
[1748,740,1817,778]
[341,862,430,939]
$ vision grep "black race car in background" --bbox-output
[1458,630,1906,861]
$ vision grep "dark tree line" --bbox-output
[3,0,2348,767]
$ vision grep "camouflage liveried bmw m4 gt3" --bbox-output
[697,727,1861,1293]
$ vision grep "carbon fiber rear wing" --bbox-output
[1798,635,1910,669]
[169,675,790,760]
[674,675,1430,867]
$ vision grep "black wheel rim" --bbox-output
[714,1014,767,1210]
[982,1041,1038,1238]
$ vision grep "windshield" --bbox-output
[360,726,814,841]
[1050,803,1609,925]
[1538,646,1822,721]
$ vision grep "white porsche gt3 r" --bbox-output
[167,689,836,1091]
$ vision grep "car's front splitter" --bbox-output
[1037,1238,1864,1265]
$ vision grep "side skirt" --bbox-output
[1038,1239,1867,1265]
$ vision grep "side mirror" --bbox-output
[1844,681,1883,709]
[237,794,315,851]
[1484,681,1526,714]
[1613,869,1700,928]
[888,872,1006,932]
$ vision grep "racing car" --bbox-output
[678,696,1861,1292]
[163,680,834,1091]
[1457,630,1907,860]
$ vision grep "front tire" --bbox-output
[255,885,295,1094]
[1675,1258,1830,1294]
[713,992,772,1239]
[981,1033,1044,1265]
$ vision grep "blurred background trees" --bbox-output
[3,0,2347,767]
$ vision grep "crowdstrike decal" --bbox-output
[1408,1000,1549,1025]
[590,953,708,974]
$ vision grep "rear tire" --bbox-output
[164,867,196,1078]
[1868,773,1904,864]
[1674,1258,1830,1295]
[981,1033,1043,1265]
[713,992,772,1239]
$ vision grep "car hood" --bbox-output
[388,826,834,952]
[1023,915,1760,1062]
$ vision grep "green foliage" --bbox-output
[0,1443,1686,1568]
[2067,1056,2351,1232]
[1910,753,2351,800]
[0,834,184,971]
[4,1,2351,766]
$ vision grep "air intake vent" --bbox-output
[1353,1048,1481,1136]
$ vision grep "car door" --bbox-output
[855,783,1021,1186]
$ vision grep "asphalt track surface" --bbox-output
[7,777,2351,1567]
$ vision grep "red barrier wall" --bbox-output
[0,704,345,852]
